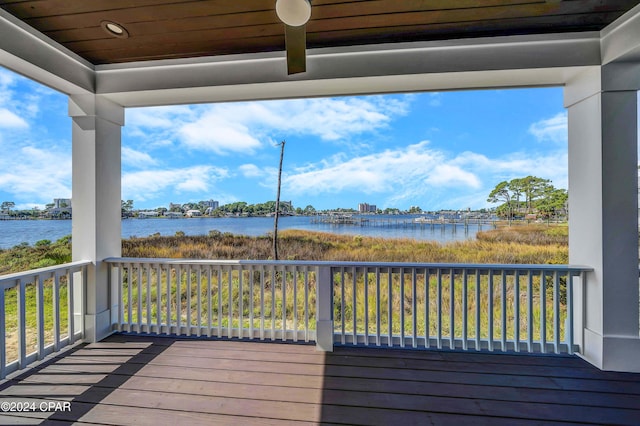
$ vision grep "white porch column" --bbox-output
[565,64,640,372]
[69,95,124,343]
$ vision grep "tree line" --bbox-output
[487,176,567,220]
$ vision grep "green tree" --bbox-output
[121,199,134,217]
[537,188,568,219]
[520,176,552,214]
[487,181,513,221]
[1,201,15,214]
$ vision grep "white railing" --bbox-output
[106,259,590,355]
[331,263,589,354]
[0,261,89,379]
[106,259,317,342]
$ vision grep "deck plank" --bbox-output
[1,334,639,425]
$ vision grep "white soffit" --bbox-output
[0,9,93,95]
[96,32,601,107]
[601,3,640,64]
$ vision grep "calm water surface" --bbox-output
[0,215,484,249]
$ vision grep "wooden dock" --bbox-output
[310,215,496,231]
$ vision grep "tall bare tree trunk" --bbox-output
[273,141,285,260]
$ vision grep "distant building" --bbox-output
[54,198,71,209]
[358,203,377,213]
[202,199,219,210]
[169,203,182,212]
[138,211,159,218]
[49,198,72,218]
[186,209,202,217]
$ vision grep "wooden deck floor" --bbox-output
[1,335,640,425]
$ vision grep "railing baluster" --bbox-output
[412,269,417,348]
[176,266,182,335]
[488,269,494,351]
[217,268,223,338]
[475,269,480,351]
[553,271,560,353]
[117,265,123,332]
[282,266,286,341]
[156,265,161,334]
[197,266,202,337]
[260,267,265,340]
[501,270,507,352]
[207,266,212,337]
[0,287,5,379]
[293,267,298,342]
[304,268,309,342]
[127,264,132,332]
[387,268,392,347]
[514,270,520,352]
[186,265,192,336]
[228,267,233,338]
[365,268,369,346]
[449,269,455,350]
[137,264,142,332]
[375,268,381,346]
[462,269,468,351]
[166,266,172,335]
[146,264,152,333]
[437,268,442,349]
[250,267,254,340]
[36,275,45,360]
[18,279,26,368]
[425,269,430,348]
[341,267,346,345]
[567,272,575,354]
[239,267,244,339]
[540,271,547,353]
[400,268,405,348]
[527,270,533,352]
[53,272,60,351]
[352,268,357,345]
[271,267,276,340]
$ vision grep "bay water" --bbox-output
[0,215,483,249]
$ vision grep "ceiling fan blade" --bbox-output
[285,24,306,74]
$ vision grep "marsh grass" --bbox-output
[3,225,569,363]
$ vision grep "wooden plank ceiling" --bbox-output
[1,0,639,65]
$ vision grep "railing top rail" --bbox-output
[0,260,92,288]
[104,257,592,273]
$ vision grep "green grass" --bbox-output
[2,225,569,362]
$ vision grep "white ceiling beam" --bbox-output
[0,9,94,95]
[601,3,640,64]
[96,33,601,108]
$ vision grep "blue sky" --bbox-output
[0,65,571,211]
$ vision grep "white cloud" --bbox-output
[425,164,480,187]
[179,111,263,155]
[282,141,567,209]
[284,141,481,198]
[122,147,158,168]
[529,112,567,143]
[239,164,264,178]
[429,93,442,107]
[0,146,71,202]
[127,95,412,156]
[0,108,28,128]
[122,165,229,202]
